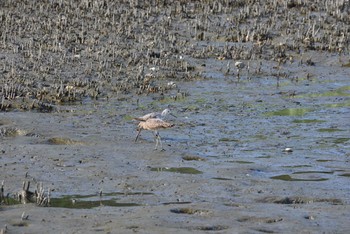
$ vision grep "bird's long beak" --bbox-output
[135,128,142,142]
[170,113,177,118]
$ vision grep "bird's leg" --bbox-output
[158,134,164,151]
[135,128,142,142]
[154,131,159,150]
[154,131,163,150]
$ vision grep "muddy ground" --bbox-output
[1,1,350,233]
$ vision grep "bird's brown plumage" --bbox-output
[137,118,174,130]
[135,118,175,149]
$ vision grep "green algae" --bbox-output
[318,128,344,133]
[293,119,325,123]
[265,108,311,117]
[270,174,328,181]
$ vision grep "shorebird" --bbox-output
[135,118,175,150]
[133,108,175,122]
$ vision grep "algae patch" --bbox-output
[182,155,206,161]
[49,192,152,209]
[295,86,350,98]
[318,128,344,133]
[333,138,349,144]
[228,160,254,164]
[212,177,233,181]
[265,108,311,117]
[219,137,239,142]
[292,119,325,124]
[270,174,328,181]
[50,197,140,209]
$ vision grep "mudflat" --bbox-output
[1,1,349,233]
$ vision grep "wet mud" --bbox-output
[1,1,350,233]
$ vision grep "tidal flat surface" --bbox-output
[1,1,350,233]
[1,53,349,234]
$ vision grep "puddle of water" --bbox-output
[265,108,311,117]
[211,177,233,181]
[282,165,312,168]
[50,197,141,209]
[103,192,154,196]
[316,159,335,162]
[227,160,254,164]
[49,192,153,209]
[293,171,333,174]
[150,167,203,174]
[270,174,328,182]
[257,155,272,159]
[292,119,325,124]
[2,192,152,209]
[219,138,239,142]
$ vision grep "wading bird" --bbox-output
[135,118,174,150]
